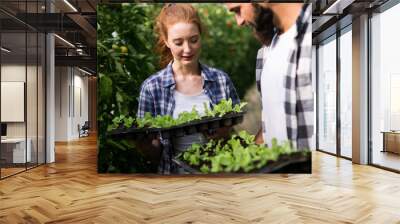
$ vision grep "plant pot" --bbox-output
[185,126,197,135]
[107,111,246,140]
[172,151,311,174]
[222,118,232,126]
[174,128,185,137]
[210,120,220,129]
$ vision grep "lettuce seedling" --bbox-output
[179,131,296,173]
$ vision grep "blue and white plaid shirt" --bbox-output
[137,62,240,174]
[138,62,240,118]
[256,4,314,150]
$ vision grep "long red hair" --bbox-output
[155,4,204,68]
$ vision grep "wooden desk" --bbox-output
[1,138,32,163]
[382,131,400,154]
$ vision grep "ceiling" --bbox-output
[0,0,397,72]
[311,0,390,44]
[0,0,98,73]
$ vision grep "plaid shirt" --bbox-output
[138,62,240,118]
[256,4,313,150]
[137,62,240,174]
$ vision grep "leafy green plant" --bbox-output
[131,99,247,129]
[110,114,135,131]
[178,131,297,173]
[176,107,201,124]
[97,4,161,173]
[204,99,247,117]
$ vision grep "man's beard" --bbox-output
[250,4,276,46]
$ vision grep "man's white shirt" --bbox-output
[260,23,297,146]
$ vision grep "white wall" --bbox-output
[55,66,70,141]
[1,65,25,81]
[54,67,89,141]
[72,72,89,138]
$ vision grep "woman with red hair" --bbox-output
[138,4,240,174]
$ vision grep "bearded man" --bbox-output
[226,3,314,150]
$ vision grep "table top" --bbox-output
[1,138,30,143]
[381,131,400,134]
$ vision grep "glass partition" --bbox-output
[371,3,400,171]
[339,26,352,158]
[1,30,28,177]
[38,32,45,165]
[317,35,337,155]
[27,31,38,169]
[0,1,46,179]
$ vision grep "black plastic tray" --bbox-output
[172,151,311,174]
[107,111,246,139]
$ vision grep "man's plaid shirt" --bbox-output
[255,4,314,150]
[137,62,240,174]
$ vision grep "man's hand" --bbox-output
[203,126,233,140]
[255,128,264,145]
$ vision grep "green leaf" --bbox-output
[99,74,113,100]
[116,92,123,103]
[200,164,210,173]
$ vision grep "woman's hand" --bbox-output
[135,134,162,165]
[151,138,161,148]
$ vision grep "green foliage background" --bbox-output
[97,3,260,173]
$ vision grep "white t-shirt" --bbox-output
[260,23,297,146]
[172,89,210,160]
[172,89,210,119]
